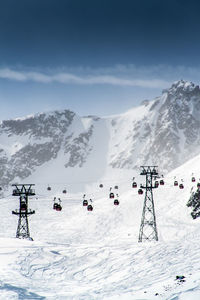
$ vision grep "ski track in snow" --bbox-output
[1,159,200,299]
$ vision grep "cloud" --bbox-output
[0,65,199,89]
[0,67,170,89]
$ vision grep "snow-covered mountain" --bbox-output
[1,79,200,190]
[1,80,200,299]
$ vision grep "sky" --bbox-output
[1,0,200,119]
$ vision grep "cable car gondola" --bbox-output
[47,186,51,191]
[174,180,178,186]
[62,189,67,194]
[179,183,184,189]
[83,199,88,206]
[109,192,114,199]
[160,179,164,185]
[138,189,143,195]
[21,203,27,211]
[192,177,196,182]
[56,204,62,211]
[197,183,200,189]
[114,199,119,205]
[132,182,137,188]
[99,184,103,188]
[114,185,118,189]
[53,203,58,209]
[87,204,93,211]
[155,181,159,188]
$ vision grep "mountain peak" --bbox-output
[162,79,200,96]
[171,79,195,90]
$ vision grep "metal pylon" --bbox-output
[12,184,35,240]
[138,166,158,242]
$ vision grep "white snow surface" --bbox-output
[1,153,200,299]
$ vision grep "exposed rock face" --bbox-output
[64,125,94,168]
[0,110,87,186]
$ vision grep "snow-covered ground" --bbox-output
[1,154,200,299]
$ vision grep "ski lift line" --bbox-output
[29,195,83,202]
[8,175,194,200]
[36,190,117,199]
[36,193,84,199]
[27,178,128,186]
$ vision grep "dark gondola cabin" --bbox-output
[160,179,164,185]
[174,180,178,186]
[155,181,159,188]
[53,203,58,209]
[87,204,93,211]
[62,189,67,194]
[197,183,200,189]
[109,192,114,199]
[114,185,118,189]
[83,199,88,206]
[114,199,119,205]
[179,183,184,189]
[21,203,27,211]
[138,189,143,195]
[99,184,103,188]
[47,186,51,191]
[192,177,196,182]
[132,182,137,188]
[56,204,62,211]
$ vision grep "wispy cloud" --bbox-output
[0,65,199,89]
[0,67,170,88]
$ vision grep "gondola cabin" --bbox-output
[109,192,114,199]
[62,189,67,194]
[174,180,178,186]
[114,199,119,205]
[87,204,93,211]
[155,181,159,188]
[99,184,103,188]
[114,185,118,189]
[192,177,196,182]
[179,183,184,189]
[47,186,51,191]
[21,203,27,211]
[56,204,62,211]
[53,203,58,209]
[83,199,88,206]
[197,183,200,189]
[132,182,137,188]
[138,189,143,195]
[160,179,164,185]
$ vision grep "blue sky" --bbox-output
[0,0,200,119]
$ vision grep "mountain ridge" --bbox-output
[0,79,200,189]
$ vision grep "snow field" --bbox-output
[1,156,200,298]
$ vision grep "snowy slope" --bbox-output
[1,154,200,299]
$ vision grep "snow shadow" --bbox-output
[0,283,46,299]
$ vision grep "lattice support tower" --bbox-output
[138,166,159,242]
[12,184,35,240]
